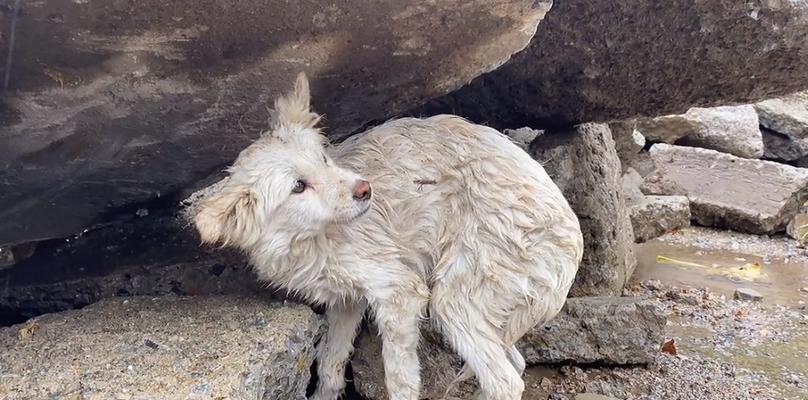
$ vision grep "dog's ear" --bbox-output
[193,185,257,247]
[271,72,322,132]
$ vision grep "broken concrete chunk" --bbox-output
[351,297,666,400]
[755,90,808,139]
[0,296,324,400]
[636,106,764,159]
[630,196,691,243]
[786,202,808,243]
[532,124,636,296]
[575,394,621,400]
[518,297,667,366]
[762,128,808,162]
[503,127,543,151]
[622,167,646,206]
[733,288,764,302]
[609,120,647,171]
[642,144,808,234]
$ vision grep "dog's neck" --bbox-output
[245,225,359,303]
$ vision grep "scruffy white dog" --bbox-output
[193,73,583,400]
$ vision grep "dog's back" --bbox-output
[334,114,583,348]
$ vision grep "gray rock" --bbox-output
[630,196,691,243]
[0,247,13,269]
[0,0,551,247]
[636,106,764,159]
[417,0,808,132]
[0,212,262,322]
[733,288,764,302]
[786,202,808,243]
[610,120,647,171]
[575,394,620,400]
[531,124,636,296]
[622,167,646,206]
[352,297,666,399]
[755,90,808,139]
[0,296,324,400]
[352,324,462,400]
[762,128,808,162]
[503,127,543,152]
[642,144,808,234]
[518,297,666,366]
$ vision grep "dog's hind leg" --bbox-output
[431,290,524,400]
[311,300,367,400]
[507,346,526,376]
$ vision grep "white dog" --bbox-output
[193,73,583,400]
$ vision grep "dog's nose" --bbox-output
[352,180,371,201]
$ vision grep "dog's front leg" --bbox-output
[372,289,428,400]
[311,300,367,400]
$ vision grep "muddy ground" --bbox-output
[512,227,808,400]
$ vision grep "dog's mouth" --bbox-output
[336,202,371,224]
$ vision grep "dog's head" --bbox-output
[193,73,372,249]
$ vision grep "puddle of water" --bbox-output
[635,240,808,399]
[633,241,808,306]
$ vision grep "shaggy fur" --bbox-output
[193,73,583,400]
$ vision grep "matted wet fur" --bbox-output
[192,73,583,400]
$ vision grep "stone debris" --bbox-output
[636,105,763,158]
[630,196,691,243]
[0,296,324,400]
[642,144,808,234]
[755,90,808,139]
[532,124,637,296]
[734,287,764,302]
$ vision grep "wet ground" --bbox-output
[519,227,808,400]
[632,228,808,400]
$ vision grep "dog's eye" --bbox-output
[292,179,307,194]
[322,154,328,165]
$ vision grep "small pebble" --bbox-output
[733,288,764,302]
[574,394,619,400]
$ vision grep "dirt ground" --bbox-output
[516,227,808,400]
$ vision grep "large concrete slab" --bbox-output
[642,144,808,234]
[0,296,324,400]
[0,0,550,247]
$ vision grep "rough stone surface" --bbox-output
[642,144,808,234]
[762,128,808,162]
[622,168,646,206]
[518,297,667,366]
[531,124,636,296]
[636,106,764,159]
[0,248,13,269]
[352,324,462,400]
[630,196,691,243]
[733,288,764,302]
[574,394,620,400]
[786,202,808,243]
[755,90,808,139]
[0,296,324,400]
[0,1,550,247]
[417,0,808,130]
[0,211,261,324]
[609,120,646,172]
[351,297,667,400]
[503,126,542,151]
